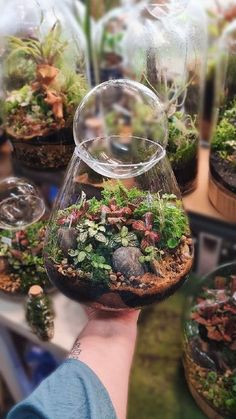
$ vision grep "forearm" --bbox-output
[68,311,139,419]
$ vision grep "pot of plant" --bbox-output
[96,13,126,83]
[183,262,236,419]
[209,102,236,222]
[208,22,236,222]
[0,221,53,299]
[2,4,88,170]
[167,112,199,195]
[44,80,193,310]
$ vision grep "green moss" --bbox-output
[167,113,198,167]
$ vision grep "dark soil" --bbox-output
[9,127,74,170]
[45,238,193,310]
[172,153,198,195]
[210,152,236,194]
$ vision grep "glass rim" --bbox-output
[75,135,166,168]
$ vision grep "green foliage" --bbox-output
[0,221,50,293]
[76,220,108,245]
[167,112,198,166]
[212,101,236,169]
[109,226,139,249]
[26,292,54,341]
[105,102,165,145]
[50,183,190,287]
[7,22,68,66]
[134,193,188,249]
[139,246,158,263]
[101,182,145,207]
[4,21,88,137]
[103,30,124,55]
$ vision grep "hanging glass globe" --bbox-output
[0,0,89,170]
[44,80,193,310]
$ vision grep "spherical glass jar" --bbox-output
[94,0,207,195]
[0,0,89,170]
[183,262,236,419]
[44,80,193,310]
[208,21,236,222]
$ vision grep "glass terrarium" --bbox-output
[94,0,207,195]
[0,0,88,170]
[199,0,236,143]
[183,262,236,419]
[0,177,51,296]
[44,80,193,310]
[209,21,236,222]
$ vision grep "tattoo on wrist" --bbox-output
[68,339,82,360]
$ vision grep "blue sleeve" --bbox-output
[7,359,117,419]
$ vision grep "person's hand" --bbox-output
[68,307,140,419]
[82,306,140,341]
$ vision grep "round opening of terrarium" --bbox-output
[0,177,45,230]
[76,135,165,179]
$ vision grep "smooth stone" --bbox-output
[58,228,78,256]
[112,247,146,278]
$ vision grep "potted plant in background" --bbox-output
[167,112,199,195]
[183,262,236,419]
[208,20,236,222]
[1,0,88,170]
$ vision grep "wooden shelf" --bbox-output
[183,147,235,224]
[0,293,87,357]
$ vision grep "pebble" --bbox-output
[110,274,117,282]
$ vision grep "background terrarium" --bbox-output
[183,262,236,419]
[199,0,236,143]
[0,0,88,170]
[0,177,54,340]
[0,177,51,297]
[44,80,193,311]
[208,21,236,222]
[94,0,207,194]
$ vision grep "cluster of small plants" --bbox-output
[0,221,50,293]
[47,183,189,286]
[4,22,88,139]
[212,101,236,170]
[185,274,236,416]
[167,112,198,167]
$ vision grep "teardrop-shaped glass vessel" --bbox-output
[44,80,193,310]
